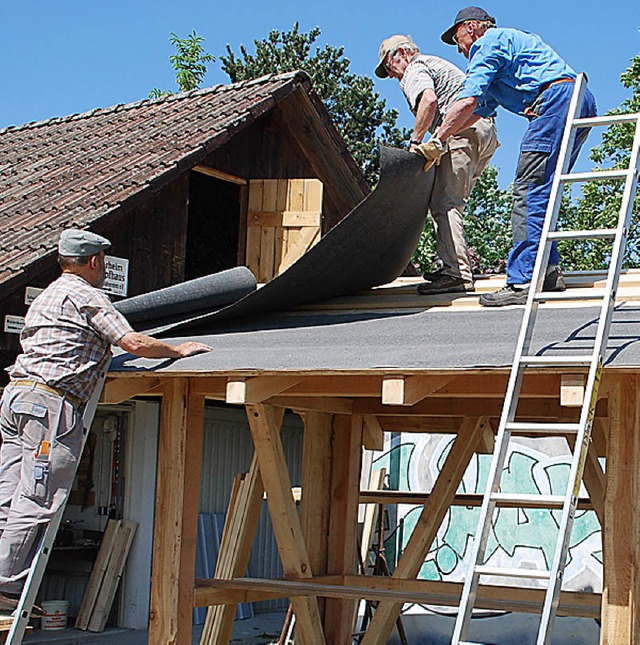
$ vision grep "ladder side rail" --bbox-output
[451,75,589,645]
[537,116,640,644]
[6,366,110,645]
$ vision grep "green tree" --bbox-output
[220,23,408,185]
[150,31,215,99]
[558,52,640,270]
[412,165,513,275]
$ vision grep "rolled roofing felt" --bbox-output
[114,266,256,325]
[158,145,435,335]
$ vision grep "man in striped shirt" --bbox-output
[0,229,211,610]
[376,35,499,295]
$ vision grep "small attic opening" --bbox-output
[185,171,241,280]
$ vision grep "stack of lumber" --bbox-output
[75,519,137,633]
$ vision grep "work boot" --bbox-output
[479,284,528,307]
[417,274,475,295]
[543,266,566,291]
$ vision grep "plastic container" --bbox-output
[40,600,69,631]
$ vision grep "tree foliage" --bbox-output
[150,31,215,99]
[558,52,640,270]
[220,23,408,185]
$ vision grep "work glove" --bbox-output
[411,138,446,172]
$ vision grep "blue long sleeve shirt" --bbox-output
[458,27,577,118]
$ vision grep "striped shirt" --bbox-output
[9,273,133,401]
[400,54,466,132]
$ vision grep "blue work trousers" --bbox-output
[506,82,597,285]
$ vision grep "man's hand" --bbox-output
[412,138,446,171]
[175,341,212,357]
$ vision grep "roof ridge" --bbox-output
[0,71,307,136]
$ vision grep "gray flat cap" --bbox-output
[58,229,111,257]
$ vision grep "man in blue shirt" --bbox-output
[423,7,597,306]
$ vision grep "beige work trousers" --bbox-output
[430,117,499,283]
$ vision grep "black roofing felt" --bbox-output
[110,303,640,374]
[149,146,435,336]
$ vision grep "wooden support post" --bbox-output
[601,375,640,644]
[324,414,364,643]
[247,404,326,644]
[201,408,284,645]
[360,417,490,645]
[149,379,204,645]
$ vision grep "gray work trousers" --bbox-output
[0,384,83,594]
[430,117,500,283]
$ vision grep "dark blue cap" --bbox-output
[441,7,496,45]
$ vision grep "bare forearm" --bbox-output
[412,90,438,144]
[435,97,478,143]
[118,332,211,359]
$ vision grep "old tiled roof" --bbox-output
[0,71,356,290]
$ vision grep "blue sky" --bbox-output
[1,1,638,187]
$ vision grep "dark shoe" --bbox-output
[479,284,529,307]
[422,267,445,281]
[543,266,566,291]
[417,275,475,295]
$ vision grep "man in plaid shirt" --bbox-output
[0,229,210,610]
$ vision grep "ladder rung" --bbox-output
[491,492,567,508]
[520,355,593,366]
[560,169,629,182]
[547,228,617,240]
[506,421,581,435]
[475,565,551,580]
[574,113,640,127]
[533,289,608,302]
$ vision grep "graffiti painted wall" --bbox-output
[367,432,602,594]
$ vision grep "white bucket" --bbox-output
[40,600,69,631]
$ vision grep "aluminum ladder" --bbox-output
[452,73,640,645]
[5,368,109,644]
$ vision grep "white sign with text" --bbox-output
[103,255,129,297]
[4,315,25,334]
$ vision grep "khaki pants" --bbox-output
[429,117,499,283]
[0,384,83,594]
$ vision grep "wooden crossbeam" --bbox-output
[360,416,490,645]
[226,376,300,404]
[193,165,247,184]
[561,374,586,407]
[381,375,451,406]
[247,404,326,643]
[101,376,163,404]
[192,576,601,618]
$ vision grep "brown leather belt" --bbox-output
[540,77,575,93]
[11,380,84,408]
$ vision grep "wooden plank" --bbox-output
[245,180,263,278]
[226,376,301,404]
[247,404,325,643]
[247,210,322,227]
[324,414,363,643]
[360,469,386,570]
[149,381,204,645]
[582,440,605,527]
[561,374,586,407]
[202,409,285,644]
[193,165,247,184]
[193,576,601,618]
[601,375,639,644]
[362,415,384,451]
[258,180,278,282]
[280,226,320,273]
[360,417,490,645]
[75,519,122,629]
[269,396,354,415]
[87,520,138,632]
